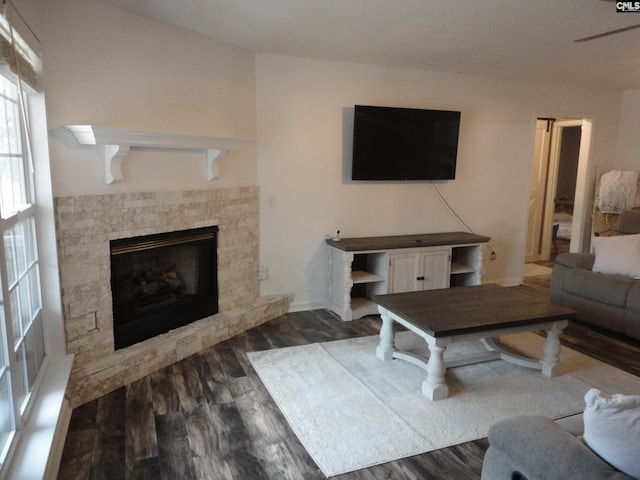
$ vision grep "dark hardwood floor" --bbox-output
[58,276,640,480]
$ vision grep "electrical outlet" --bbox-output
[258,265,268,280]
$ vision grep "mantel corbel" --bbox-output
[65,125,251,184]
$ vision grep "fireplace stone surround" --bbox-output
[54,187,291,407]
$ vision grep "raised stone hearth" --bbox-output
[55,187,291,407]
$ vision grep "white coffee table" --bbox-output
[374,284,576,400]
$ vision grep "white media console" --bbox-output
[326,231,490,321]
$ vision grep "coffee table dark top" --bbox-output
[373,284,575,337]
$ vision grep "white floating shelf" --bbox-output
[65,125,252,184]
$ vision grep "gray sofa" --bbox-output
[549,209,640,340]
[549,252,640,340]
[481,415,631,480]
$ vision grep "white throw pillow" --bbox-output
[591,233,640,278]
[583,388,640,479]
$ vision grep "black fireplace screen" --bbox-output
[110,226,218,349]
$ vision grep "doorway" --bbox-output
[525,118,593,265]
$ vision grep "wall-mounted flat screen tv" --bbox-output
[351,105,460,181]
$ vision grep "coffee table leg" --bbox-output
[422,343,449,401]
[541,322,565,377]
[376,310,396,361]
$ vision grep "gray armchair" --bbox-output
[481,416,631,480]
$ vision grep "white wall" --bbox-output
[616,89,640,170]
[256,54,623,311]
[42,0,257,196]
[39,1,626,314]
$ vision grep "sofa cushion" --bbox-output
[625,284,640,338]
[563,291,626,333]
[555,252,595,270]
[483,415,632,480]
[627,282,640,313]
[564,268,634,308]
[616,209,640,234]
[624,309,640,339]
[583,389,640,479]
[592,233,640,278]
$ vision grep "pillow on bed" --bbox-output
[591,233,640,278]
[583,388,640,479]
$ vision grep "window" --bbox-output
[0,20,46,470]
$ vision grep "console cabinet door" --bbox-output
[420,250,451,290]
[388,252,422,293]
[388,250,450,293]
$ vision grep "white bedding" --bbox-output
[554,212,572,240]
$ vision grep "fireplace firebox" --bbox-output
[110,226,218,349]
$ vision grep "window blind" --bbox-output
[0,0,40,93]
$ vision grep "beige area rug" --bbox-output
[247,331,640,477]
[524,263,553,277]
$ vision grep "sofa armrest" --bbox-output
[555,252,595,270]
[481,416,631,480]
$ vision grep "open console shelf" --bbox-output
[326,232,490,321]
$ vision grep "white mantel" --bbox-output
[65,125,252,184]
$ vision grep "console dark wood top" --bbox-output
[325,231,491,251]
[374,284,575,337]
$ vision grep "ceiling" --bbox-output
[105,0,640,90]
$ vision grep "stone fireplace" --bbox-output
[54,187,291,407]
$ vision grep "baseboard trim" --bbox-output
[289,300,328,313]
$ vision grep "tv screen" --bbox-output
[351,105,460,181]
